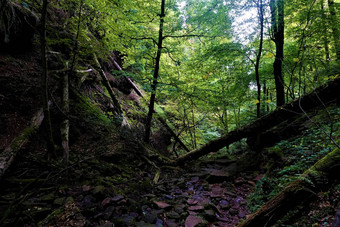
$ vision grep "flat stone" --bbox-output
[167,211,180,219]
[188,205,204,211]
[153,201,171,209]
[185,215,206,227]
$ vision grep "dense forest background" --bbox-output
[0,0,339,226]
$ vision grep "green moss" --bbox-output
[73,90,112,127]
[10,127,35,151]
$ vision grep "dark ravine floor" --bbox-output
[0,145,260,227]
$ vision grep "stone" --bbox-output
[167,211,180,219]
[185,215,206,227]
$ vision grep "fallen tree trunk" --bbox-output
[109,56,190,153]
[238,144,340,226]
[174,77,340,165]
[0,108,44,179]
[94,54,123,115]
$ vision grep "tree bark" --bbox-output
[61,72,69,164]
[144,0,166,143]
[109,56,144,97]
[174,77,340,165]
[270,0,285,107]
[255,0,264,118]
[93,54,123,115]
[328,0,340,61]
[0,108,44,179]
[238,145,340,226]
[321,0,330,62]
[40,0,55,157]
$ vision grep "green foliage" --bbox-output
[248,106,340,213]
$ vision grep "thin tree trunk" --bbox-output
[61,72,69,164]
[60,0,83,165]
[255,0,264,118]
[144,0,166,143]
[40,0,55,157]
[270,0,285,107]
[327,0,340,61]
[321,0,330,63]
[173,77,340,165]
[238,145,340,226]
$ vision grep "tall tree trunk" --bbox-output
[255,0,264,118]
[238,145,340,226]
[270,0,285,107]
[144,0,165,143]
[327,0,340,61]
[60,0,83,165]
[40,0,55,157]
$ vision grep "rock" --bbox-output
[145,210,158,224]
[121,214,135,225]
[185,215,206,227]
[188,206,204,211]
[247,181,256,186]
[174,204,185,214]
[238,212,246,218]
[112,195,124,202]
[103,222,114,227]
[203,209,216,221]
[153,201,171,209]
[217,216,229,222]
[103,206,115,220]
[187,198,199,205]
[220,200,230,209]
[165,194,173,200]
[229,209,238,216]
[167,211,180,219]
[234,177,246,185]
[82,185,91,192]
[101,197,112,207]
[165,219,178,227]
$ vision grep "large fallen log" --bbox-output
[238,144,340,226]
[174,77,340,165]
[0,108,44,179]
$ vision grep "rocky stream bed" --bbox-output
[0,149,260,227]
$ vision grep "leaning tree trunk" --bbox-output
[0,108,44,179]
[238,144,340,226]
[173,77,340,165]
[93,54,123,115]
[110,56,190,153]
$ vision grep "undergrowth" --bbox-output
[248,106,340,220]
